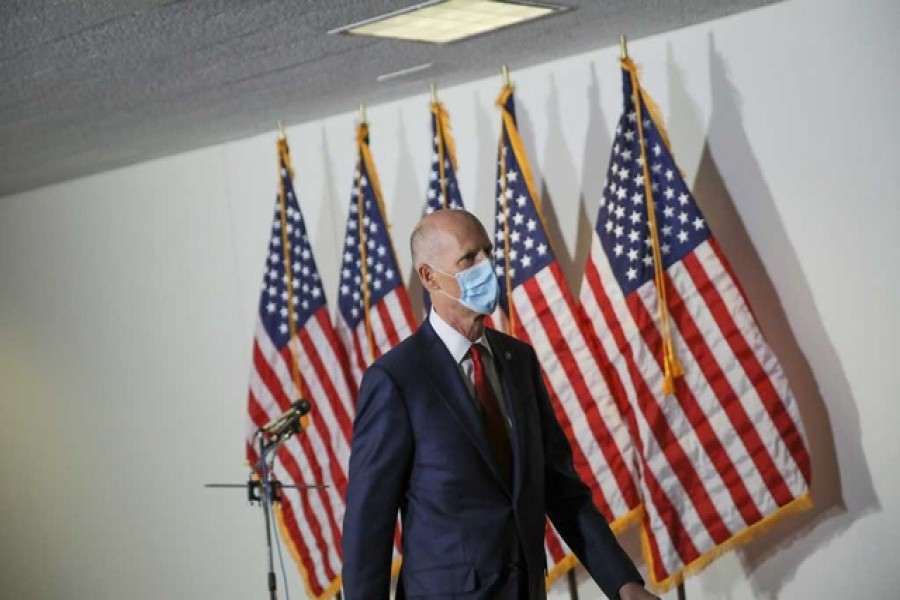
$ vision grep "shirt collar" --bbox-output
[429,308,491,364]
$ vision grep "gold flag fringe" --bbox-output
[644,492,813,593]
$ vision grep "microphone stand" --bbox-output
[258,429,284,600]
[205,413,325,600]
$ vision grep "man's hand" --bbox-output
[618,581,660,600]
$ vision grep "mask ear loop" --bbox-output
[427,265,461,304]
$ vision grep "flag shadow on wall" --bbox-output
[671,35,879,596]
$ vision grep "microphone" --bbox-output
[260,400,311,439]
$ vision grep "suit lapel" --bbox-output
[485,329,529,500]
[415,321,509,489]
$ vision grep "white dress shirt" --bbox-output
[429,308,511,429]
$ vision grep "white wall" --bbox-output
[2,0,899,597]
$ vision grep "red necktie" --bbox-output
[469,344,512,484]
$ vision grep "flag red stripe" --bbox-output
[290,389,349,537]
[546,264,640,508]
[311,310,356,427]
[251,370,342,581]
[545,525,567,563]
[522,275,625,519]
[278,488,328,596]
[247,383,270,431]
[252,342,293,411]
[703,242,812,484]
[316,309,359,434]
[625,292,734,545]
[655,271,768,524]
[584,260,704,572]
[275,439,340,581]
[574,294,647,515]
[498,314,577,567]
[515,281,615,520]
[246,441,258,468]
[681,251,809,493]
[706,237,760,325]
[397,287,418,332]
[247,390,323,588]
[297,329,350,497]
[582,258,698,554]
[341,319,368,385]
[375,300,400,349]
[640,459,697,581]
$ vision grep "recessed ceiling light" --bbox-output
[329,0,567,45]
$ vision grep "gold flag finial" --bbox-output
[620,35,628,60]
[430,83,438,103]
[501,64,511,87]
[277,120,286,140]
[359,103,367,124]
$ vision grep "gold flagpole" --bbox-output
[275,125,306,398]
[497,65,517,335]
[431,83,449,210]
[620,42,684,394]
[355,106,378,363]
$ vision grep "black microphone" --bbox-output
[260,400,311,437]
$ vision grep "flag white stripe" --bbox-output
[365,300,391,356]
[281,431,344,574]
[335,315,367,386]
[533,268,638,511]
[252,319,352,589]
[288,335,351,530]
[250,371,336,584]
[640,466,681,577]
[584,239,718,554]
[660,256,781,518]
[515,267,635,518]
[306,316,356,436]
[255,321,300,402]
[292,336,352,467]
[690,243,808,498]
[634,276,762,531]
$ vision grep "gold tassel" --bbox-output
[622,57,683,395]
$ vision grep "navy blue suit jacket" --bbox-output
[342,320,641,599]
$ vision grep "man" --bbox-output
[342,209,656,599]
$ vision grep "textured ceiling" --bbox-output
[0,0,777,196]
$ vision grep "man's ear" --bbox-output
[417,263,438,291]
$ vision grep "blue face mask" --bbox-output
[433,259,500,315]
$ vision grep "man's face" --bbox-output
[428,214,493,314]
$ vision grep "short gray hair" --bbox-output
[410,219,436,268]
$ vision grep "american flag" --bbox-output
[422,100,465,313]
[245,136,356,600]
[424,100,464,214]
[578,58,812,589]
[335,122,417,386]
[491,85,642,587]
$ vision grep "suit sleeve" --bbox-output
[341,364,412,600]
[529,346,643,599]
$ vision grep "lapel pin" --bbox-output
[504,350,512,360]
